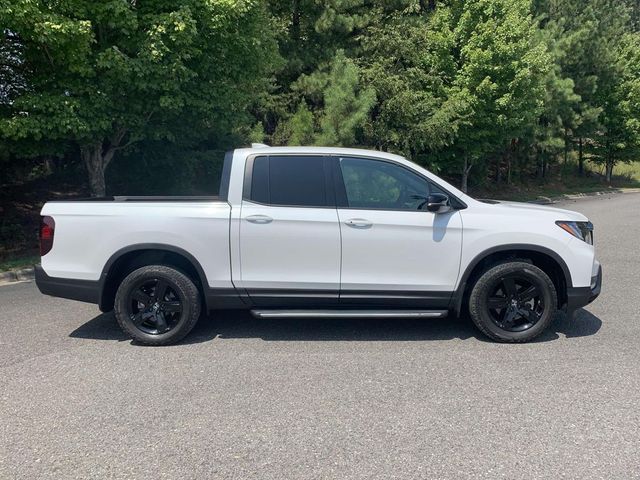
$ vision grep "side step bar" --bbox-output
[250,309,448,319]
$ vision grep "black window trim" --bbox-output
[242,154,337,209]
[218,150,233,202]
[330,154,467,212]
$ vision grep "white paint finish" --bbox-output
[338,209,463,291]
[237,201,341,291]
[226,149,249,206]
[40,145,599,299]
[458,200,595,288]
[41,201,232,287]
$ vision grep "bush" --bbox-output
[0,218,28,253]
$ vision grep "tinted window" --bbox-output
[249,155,328,207]
[251,156,270,204]
[339,157,430,210]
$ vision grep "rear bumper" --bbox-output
[35,265,101,305]
[566,264,602,316]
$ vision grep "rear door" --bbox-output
[334,156,463,307]
[238,155,341,306]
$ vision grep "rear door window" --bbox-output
[248,155,330,207]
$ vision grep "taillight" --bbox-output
[40,216,55,256]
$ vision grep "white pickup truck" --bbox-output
[36,145,601,345]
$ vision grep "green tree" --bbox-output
[286,102,315,146]
[0,0,278,196]
[589,32,640,182]
[451,0,552,191]
[272,50,374,147]
[316,50,375,146]
[535,0,631,176]
[359,6,469,161]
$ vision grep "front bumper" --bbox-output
[566,264,602,316]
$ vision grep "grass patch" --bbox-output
[0,253,40,272]
[471,160,640,202]
[597,161,640,182]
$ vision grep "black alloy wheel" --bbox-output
[127,278,183,335]
[485,274,545,332]
[468,261,557,343]
[114,265,202,345]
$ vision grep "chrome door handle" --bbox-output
[345,218,372,229]
[246,214,273,224]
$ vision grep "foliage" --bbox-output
[0,0,278,195]
[316,50,376,146]
[285,102,315,146]
[0,254,39,272]
[0,0,639,200]
[588,31,640,180]
[449,0,552,187]
[359,6,468,160]
[273,50,375,147]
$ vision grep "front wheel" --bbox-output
[114,265,202,345]
[468,261,557,343]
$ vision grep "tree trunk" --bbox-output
[291,0,300,41]
[81,142,117,197]
[605,160,614,184]
[419,0,436,11]
[461,157,473,193]
[536,148,543,180]
[81,144,106,197]
[563,128,569,165]
[42,155,53,175]
[538,152,547,181]
[506,139,515,185]
[578,137,584,176]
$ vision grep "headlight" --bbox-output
[556,220,593,244]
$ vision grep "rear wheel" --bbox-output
[114,265,201,345]
[468,261,557,343]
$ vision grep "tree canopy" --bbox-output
[1,0,639,195]
[0,0,278,195]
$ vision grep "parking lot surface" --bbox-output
[1,193,639,479]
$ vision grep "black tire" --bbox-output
[468,261,557,343]
[114,265,201,346]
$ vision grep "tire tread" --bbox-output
[114,265,201,346]
[468,261,557,343]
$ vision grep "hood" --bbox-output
[476,199,588,221]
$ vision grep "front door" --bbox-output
[334,156,463,307]
[238,154,341,306]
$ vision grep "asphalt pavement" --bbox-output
[1,193,639,479]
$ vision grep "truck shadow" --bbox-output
[70,308,602,345]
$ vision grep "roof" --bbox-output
[236,145,408,163]
[234,144,472,203]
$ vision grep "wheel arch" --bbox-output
[452,244,572,316]
[98,244,210,312]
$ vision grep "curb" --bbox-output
[530,187,640,205]
[0,266,36,285]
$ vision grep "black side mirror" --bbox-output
[426,193,451,213]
